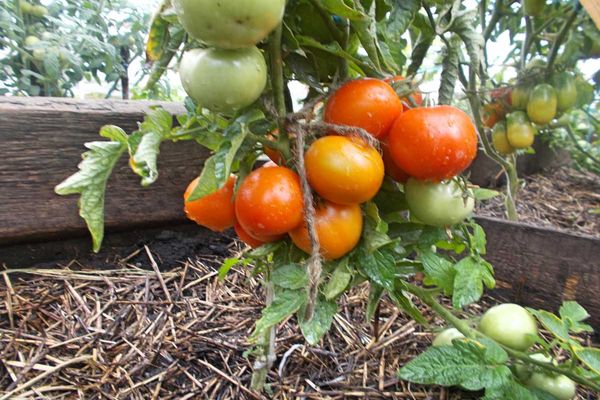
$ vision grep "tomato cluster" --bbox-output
[174,0,285,113]
[485,71,578,155]
[184,77,479,258]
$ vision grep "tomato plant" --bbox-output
[184,176,236,232]
[387,106,478,181]
[479,303,538,351]
[527,84,558,125]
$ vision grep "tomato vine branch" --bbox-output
[545,3,581,75]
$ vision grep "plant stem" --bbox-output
[520,16,533,69]
[483,0,503,41]
[405,283,600,392]
[545,3,581,75]
[250,281,276,391]
[268,23,291,161]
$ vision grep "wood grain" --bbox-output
[0,97,204,245]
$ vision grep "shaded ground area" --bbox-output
[476,167,600,238]
[1,244,597,399]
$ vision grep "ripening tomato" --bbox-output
[527,84,557,125]
[381,139,410,183]
[507,111,535,149]
[388,106,478,181]
[511,85,530,110]
[234,221,281,248]
[324,78,403,138]
[491,87,513,106]
[184,176,236,232]
[385,76,423,111]
[492,121,514,155]
[554,72,577,112]
[482,102,505,128]
[305,136,384,205]
[478,303,538,351]
[235,166,304,238]
[289,201,363,260]
[263,129,284,164]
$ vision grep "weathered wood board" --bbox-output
[0,97,202,245]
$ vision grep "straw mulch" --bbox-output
[0,245,596,399]
[477,167,600,238]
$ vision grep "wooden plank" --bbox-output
[475,216,600,329]
[0,97,206,245]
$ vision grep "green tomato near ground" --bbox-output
[479,303,538,351]
[528,372,577,400]
[432,328,465,347]
[405,178,475,227]
[522,0,545,16]
[24,35,40,47]
[553,72,577,112]
[492,121,514,155]
[172,0,285,49]
[506,111,535,149]
[30,5,48,17]
[179,47,267,114]
[514,353,552,381]
[511,85,530,110]
[527,84,557,125]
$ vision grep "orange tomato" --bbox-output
[388,106,478,181]
[385,76,423,111]
[305,136,385,205]
[381,138,410,183]
[184,176,236,232]
[289,201,363,260]
[482,102,505,128]
[234,222,282,248]
[324,78,403,138]
[235,166,304,238]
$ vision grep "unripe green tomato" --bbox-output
[19,0,33,13]
[405,178,475,227]
[24,35,40,47]
[522,0,545,16]
[553,72,577,112]
[41,31,53,41]
[432,328,465,347]
[30,5,48,17]
[58,47,70,64]
[514,353,552,381]
[527,84,557,125]
[179,47,267,113]
[32,48,45,61]
[172,0,285,49]
[506,111,535,149]
[527,372,577,400]
[492,121,514,155]
[479,303,538,351]
[511,85,530,110]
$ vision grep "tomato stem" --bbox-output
[545,3,581,76]
[268,22,291,161]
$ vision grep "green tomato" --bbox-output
[41,31,53,41]
[24,35,40,47]
[553,72,577,112]
[19,0,33,13]
[506,111,535,149]
[492,121,514,155]
[511,85,530,110]
[32,48,45,61]
[514,353,552,381]
[172,0,285,49]
[179,47,267,113]
[527,84,557,125]
[405,178,474,227]
[479,303,538,351]
[522,0,545,16]
[30,5,48,17]
[528,372,577,400]
[432,328,465,347]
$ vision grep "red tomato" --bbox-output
[388,106,478,181]
[385,75,424,111]
[491,87,512,106]
[482,102,505,129]
[184,176,236,232]
[305,136,384,205]
[381,139,410,183]
[324,78,403,138]
[289,201,363,260]
[234,222,282,248]
[235,166,304,238]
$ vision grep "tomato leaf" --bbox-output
[54,125,128,252]
[321,0,366,21]
[528,309,570,342]
[559,301,594,333]
[482,379,538,400]
[574,347,600,375]
[418,249,456,295]
[406,14,434,76]
[272,264,309,290]
[438,35,460,105]
[218,257,241,280]
[366,283,385,320]
[299,297,337,345]
[324,259,353,300]
[145,0,172,63]
[399,339,511,390]
[355,247,397,292]
[249,290,307,343]
[381,0,419,69]
[473,188,501,201]
[390,283,427,324]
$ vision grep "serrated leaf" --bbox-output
[559,301,594,333]
[352,1,382,71]
[146,0,172,62]
[366,283,384,320]
[272,264,308,290]
[249,290,307,343]
[529,309,570,342]
[470,223,487,255]
[390,284,427,324]
[483,379,538,400]
[356,247,397,292]
[399,339,511,390]
[438,35,460,105]
[418,249,455,295]
[448,10,484,78]
[187,156,218,202]
[324,260,352,300]
[54,126,128,252]
[452,257,484,308]
[322,0,366,20]
[574,347,600,374]
[299,298,337,345]
[131,108,173,186]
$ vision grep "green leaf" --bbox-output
[324,260,353,300]
[399,339,511,390]
[452,257,484,309]
[483,379,538,400]
[145,0,172,62]
[474,188,501,201]
[272,264,308,290]
[574,347,600,375]
[559,301,593,333]
[438,35,460,105]
[187,156,218,201]
[321,0,366,20]
[470,222,487,255]
[448,10,484,78]
[418,249,455,295]
[249,290,307,343]
[366,283,384,320]
[219,257,240,280]
[299,298,337,345]
[528,309,570,342]
[356,247,397,292]
[390,284,427,324]
[54,125,128,252]
[352,1,383,71]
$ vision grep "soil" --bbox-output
[476,166,600,238]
